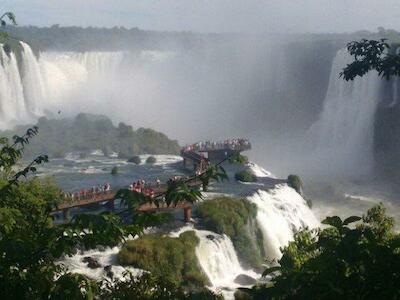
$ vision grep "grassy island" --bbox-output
[118,231,207,288]
[197,197,264,268]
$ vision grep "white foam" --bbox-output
[60,246,141,281]
[247,185,319,259]
[247,162,275,178]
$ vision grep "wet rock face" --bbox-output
[374,102,400,188]
[83,256,101,269]
[234,274,257,286]
[104,265,114,278]
[206,234,215,241]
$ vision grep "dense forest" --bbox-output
[1,113,180,159]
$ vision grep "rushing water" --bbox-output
[247,186,319,259]
[307,48,381,177]
[42,152,318,298]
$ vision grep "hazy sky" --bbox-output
[1,0,400,33]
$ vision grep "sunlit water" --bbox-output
[35,153,319,298]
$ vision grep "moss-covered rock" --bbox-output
[287,174,303,195]
[111,166,118,175]
[234,170,257,182]
[118,231,207,288]
[127,155,141,164]
[197,197,264,268]
[145,156,157,164]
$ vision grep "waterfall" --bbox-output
[307,48,381,176]
[194,230,259,300]
[0,44,177,130]
[0,46,28,127]
[20,41,48,115]
[247,185,319,260]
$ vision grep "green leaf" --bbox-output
[321,216,343,228]
[343,216,362,226]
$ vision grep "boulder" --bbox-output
[234,274,257,286]
[82,256,101,269]
[206,234,215,241]
[104,265,114,278]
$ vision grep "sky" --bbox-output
[1,0,400,33]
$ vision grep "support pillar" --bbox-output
[184,206,192,222]
[108,200,115,211]
[62,208,70,222]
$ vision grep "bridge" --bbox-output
[181,138,251,171]
[54,138,251,223]
[53,181,201,223]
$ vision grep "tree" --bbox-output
[0,123,230,299]
[340,38,400,81]
[241,204,400,299]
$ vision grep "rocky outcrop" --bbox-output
[82,256,101,269]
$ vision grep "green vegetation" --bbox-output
[235,169,257,182]
[118,231,207,288]
[111,166,118,175]
[146,155,157,164]
[229,153,249,165]
[241,204,400,299]
[0,124,223,299]
[0,12,229,300]
[100,272,222,300]
[341,39,400,81]
[197,197,264,268]
[1,113,180,159]
[287,174,303,194]
[128,155,141,164]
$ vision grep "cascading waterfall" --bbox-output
[247,185,319,259]
[0,43,170,129]
[0,46,28,127]
[195,230,258,289]
[20,41,48,115]
[307,48,381,176]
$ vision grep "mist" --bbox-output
[1,1,400,186]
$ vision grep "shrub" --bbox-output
[111,166,118,175]
[235,170,257,182]
[197,197,264,268]
[145,156,157,164]
[287,174,303,194]
[245,204,400,299]
[118,231,207,288]
[127,155,141,164]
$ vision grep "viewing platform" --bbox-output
[53,180,202,223]
[181,138,251,171]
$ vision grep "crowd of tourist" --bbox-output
[64,183,112,202]
[182,138,251,152]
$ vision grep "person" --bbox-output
[156,178,160,186]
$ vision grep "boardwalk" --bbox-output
[54,181,201,222]
[181,138,251,170]
[55,138,252,222]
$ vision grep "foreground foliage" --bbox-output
[341,39,400,81]
[240,204,400,299]
[197,197,264,268]
[100,272,222,300]
[0,125,225,299]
